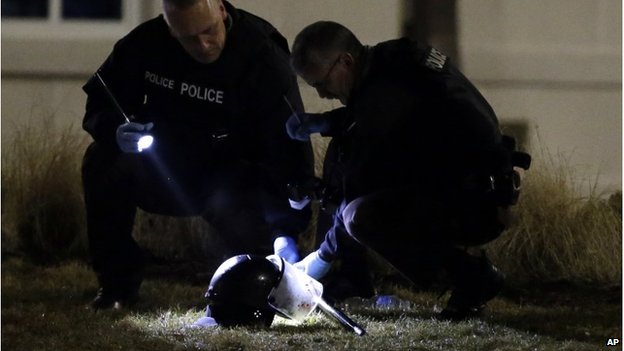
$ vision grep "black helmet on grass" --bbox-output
[206,254,282,327]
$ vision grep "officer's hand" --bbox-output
[287,182,311,210]
[285,112,330,141]
[289,198,311,210]
[273,236,300,264]
[294,250,332,280]
[116,121,153,153]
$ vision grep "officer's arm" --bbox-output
[82,40,144,148]
[242,47,315,188]
[238,46,315,240]
[317,107,348,137]
[440,65,503,174]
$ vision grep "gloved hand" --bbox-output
[285,112,330,141]
[288,198,311,210]
[116,121,154,153]
[273,236,300,264]
[286,178,322,210]
[294,250,332,280]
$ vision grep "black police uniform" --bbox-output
[315,38,523,292]
[81,1,314,302]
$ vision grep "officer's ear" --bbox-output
[339,53,355,68]
[214,0,227,20]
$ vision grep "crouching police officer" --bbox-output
[286,21,530,320]
[81,0,314,309]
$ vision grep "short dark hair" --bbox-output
[163,0,208,9]
[291,21,363,71]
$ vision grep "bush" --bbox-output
[132,212,223,264]
[487,149,622,285]
[2,121,621,286]
[1,118,89,262]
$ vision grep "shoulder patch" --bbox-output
[424,47,447,72]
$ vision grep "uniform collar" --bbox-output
[348,45,374,105]
[223,0,237,32]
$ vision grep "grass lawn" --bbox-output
[2,257,620,351]
[2,120,621,350]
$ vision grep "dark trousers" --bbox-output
[340,187,506,287]
[315,209,375,300]
[82,142,309,290]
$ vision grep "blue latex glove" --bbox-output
[294,250,332,280]
[273,236,300,264]
[285,112,330,141]
[116,121,154,153]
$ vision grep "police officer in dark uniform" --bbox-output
[82,0,314,309]
[287,21,529,320]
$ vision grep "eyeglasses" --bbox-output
[309,56,340,90]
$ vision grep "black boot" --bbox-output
[91,287,139,310]
[91,269,143,310]
[438,251,504,320]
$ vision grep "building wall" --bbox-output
[457,0,622,193]
[2,0,621,193]
[1,0,402,141]
[1,2,151,141]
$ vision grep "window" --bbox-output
[2,0,48,18]
[62,0,122,20]
[2,0,149,76]
[1,0,143,39]
[2,0,123,20]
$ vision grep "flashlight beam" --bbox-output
[95,71,131,123]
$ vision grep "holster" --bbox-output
[489,135,531,207]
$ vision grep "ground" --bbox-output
[1,256,621,351]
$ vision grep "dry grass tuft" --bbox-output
[133,212,225,264]
[1,120,620,286]
[1,118,90,262]
[487,148,622,285]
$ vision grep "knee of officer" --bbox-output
[82,142,138,196]
[82,142,101,174]
[82,142,120,176]
[342,196,377,241]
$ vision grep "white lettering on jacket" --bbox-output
[145,71,175,90]
[144,70,225,104]
[180,82,224,104]
[424,48,447,71]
